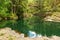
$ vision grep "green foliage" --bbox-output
[0,0,11,17]
[43,0,53,11]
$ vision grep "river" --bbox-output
[0,20,60,36]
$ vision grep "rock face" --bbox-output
[44,12,60,22]
[0,27,21,40]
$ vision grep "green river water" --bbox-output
[0,20,60,36]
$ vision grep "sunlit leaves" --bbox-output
[9,13,18,20]
[28,0,34,3]
[56,4,60,11]
[43,0,53,11]
[0,0,11,17]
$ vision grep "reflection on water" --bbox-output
[0,20,60,36]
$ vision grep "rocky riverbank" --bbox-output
[44,12,60,22]
[0,27,60,40]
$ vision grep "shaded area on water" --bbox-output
[0,20,60,36]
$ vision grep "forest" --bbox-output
[0,0,60,20]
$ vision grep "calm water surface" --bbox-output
[0,20,60,36]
